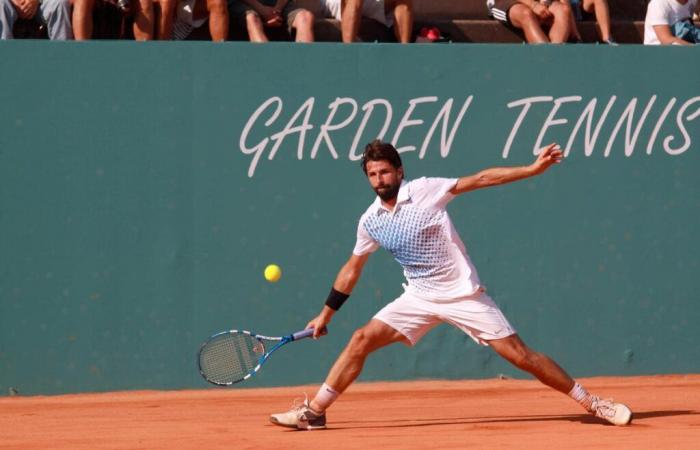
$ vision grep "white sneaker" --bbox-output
[590,396,633,426]
[270,398,327,430]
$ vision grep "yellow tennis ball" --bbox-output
[264,264,282,283]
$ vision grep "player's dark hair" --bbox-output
[361,140,403,175]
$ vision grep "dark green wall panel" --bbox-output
[1,42,698,395]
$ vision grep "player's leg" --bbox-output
[316,318,408,399]
[582,0,613,43]
[488,333,575,393]
[271,292,438,430]
[270,319,407,430]
[488,333,632,425]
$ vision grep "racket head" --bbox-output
[198,330,271,386]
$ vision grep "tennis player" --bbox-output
[270,140,632,429]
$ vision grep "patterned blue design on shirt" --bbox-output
[362,203,453,291]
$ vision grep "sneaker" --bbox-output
[604,38,619,46]
[590,396,632,426]
[270,398,327,430]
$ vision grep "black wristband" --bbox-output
[325,287,350,311]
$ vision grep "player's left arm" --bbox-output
[450,143,563,195]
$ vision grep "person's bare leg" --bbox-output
[245,12,268,42]
[292,9,314,42]
[547,1,571,43]
[133,0,154,40]
[488,334,574,393]
[488,333,633,425]
[508,4,549,43]
[386,0,412,43]
[583,0,611,41]
[156,0,176,39]
[309,319,407,411]
[206,0,228,41]
[340,0,362,43]
[72,0,94,40]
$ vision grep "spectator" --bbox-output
[0,0,72,39]
[72,0,155,39]
[154,0,178,38]
[487,0,572,44]
[229,0,313,42]
[566,0,617,44]
[171,0,228,40]
[644,0,699,45]
[320,0,413,43]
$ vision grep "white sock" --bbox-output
[568,382,594,411]
[312,383,340,412]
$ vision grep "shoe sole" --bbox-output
[269,417,326,430]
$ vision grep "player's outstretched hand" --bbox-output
[306,313,330,339]
[532,143,563,174]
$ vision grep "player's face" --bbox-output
[365,160,403,202]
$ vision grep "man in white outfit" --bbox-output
[271,139,633,430]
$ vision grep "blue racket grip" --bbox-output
[291,328,317,341]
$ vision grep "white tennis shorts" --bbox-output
[373,289,516,346]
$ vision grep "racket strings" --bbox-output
[199,333,265,384]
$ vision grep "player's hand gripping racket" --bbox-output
[198,328,316,386]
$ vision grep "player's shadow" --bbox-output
[326,409,698,429]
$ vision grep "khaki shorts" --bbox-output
[373,289,516,346]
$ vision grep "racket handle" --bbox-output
[291,328,316,341]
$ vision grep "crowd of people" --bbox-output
[1,0,698,44]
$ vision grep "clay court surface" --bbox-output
[1,374,698,449]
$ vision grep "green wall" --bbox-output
[1,42,698,395]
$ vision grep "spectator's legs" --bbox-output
[155,0,176,39]
[340,0,361,43]
[0,0,18,39]
[71,0,93,39]
[508,4,548,43]
[206,0,227,40]
[565,0,582,41]
[386,0,412,43]
[38,0,73,39]
[133,0,154,40]
[581,0,611,42]
[547,1,571,43]
[291,9,314,42]
[245,11,267,42]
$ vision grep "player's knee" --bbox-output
[347,328,372,356]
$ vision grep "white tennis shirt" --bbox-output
[353,177,482,301]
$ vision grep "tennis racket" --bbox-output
[198,327,315,386]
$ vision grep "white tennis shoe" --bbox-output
[590,396,633,426]
[270,398,327,430]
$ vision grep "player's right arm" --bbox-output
[307,252,370,338]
